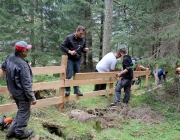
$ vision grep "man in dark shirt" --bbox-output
[112,48,133,105]
[2,41,36,139]
[61,25,89,96]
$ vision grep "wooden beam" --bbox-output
[31,65,66,75]
[65,78,116,87]
[0,86,8,95]
[0,81,64,95]
[33,80,64,91]
[0,97,63,113]
[75,71,151,80]
[75,72,117,80]
[0,70,5,78]
[59,55,68,111]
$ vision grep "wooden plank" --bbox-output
[75,72,117,80]
[0,70,5,78]
[0,97,63,113]
[0,66,66,77]
[0,81,64,95]
[75,71,151,80]
[59,55,68,111]
[134,71,151,76]
[65,78,117,87]
[33,80,64,91]
[31,65,65,75]
[0,86,8,95]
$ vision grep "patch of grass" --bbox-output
[1,75,180,140]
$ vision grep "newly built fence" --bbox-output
[0,55,151,113]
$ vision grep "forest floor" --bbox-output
[0,77,180,140]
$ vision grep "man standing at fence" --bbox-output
[94,50,121,91]
[111,47,133,105]
[1,41,36,139]
[61,25,89,96]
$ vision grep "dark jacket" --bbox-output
[61,34,86,60]
[1,54,36,101]
[122,55,133,79]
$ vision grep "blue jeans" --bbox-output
[66,59,81,92]
[114,78,132,104]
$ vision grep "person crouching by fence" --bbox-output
[111,48,133,106]
[153,69,168,84]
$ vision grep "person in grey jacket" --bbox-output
[1,41,36,139]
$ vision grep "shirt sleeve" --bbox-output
[81,38,87,53]
[163,75,166,81]
[61,36,70,53]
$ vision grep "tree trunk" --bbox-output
[30,0,35,66]
[99,0,104,60]
[83,0,93,69]
[102,0,113,56]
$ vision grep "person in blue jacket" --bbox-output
[153,69,168,84]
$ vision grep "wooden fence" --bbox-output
[0,55,151,113]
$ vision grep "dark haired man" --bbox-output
[153,69,168,84]
[1,41,36,139]
[61,25,89,96]
[112,47,133,105]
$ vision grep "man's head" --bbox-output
[14,41,32,58]
[165,71,168,75]
[75,25,85,39]
[119,47,127,56]
[115,49,122,59]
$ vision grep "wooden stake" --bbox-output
[58,55,68,111]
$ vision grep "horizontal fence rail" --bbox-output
[0,55,151,113]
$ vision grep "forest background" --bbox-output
[1,0,180,70]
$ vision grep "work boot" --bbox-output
[15,130,33,139]
[74,90,83,96]
[65,91,70,96]
[6,131,15,139]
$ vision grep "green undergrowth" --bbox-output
[0,76,180,139]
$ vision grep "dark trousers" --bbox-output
[94,69,106,91]
[114,78,132,104]
[66,59,81,92]
[8,98,31,135]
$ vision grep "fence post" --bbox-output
[145,69,149,87]
[58,55,68,111]
[155,64,158,86]
[109,79,114,97]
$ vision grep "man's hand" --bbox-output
[31,100,37,105]
[83,48,89,52]
[68,50,76,55]
[116,73,122,77]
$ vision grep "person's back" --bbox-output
[3,54,33,101]
[158,69,164,76]
[96,52,117,72]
